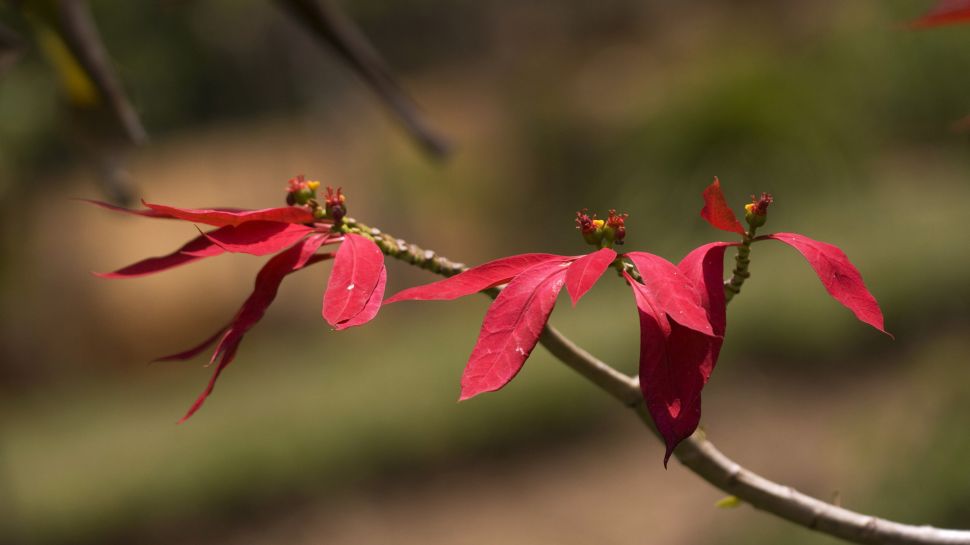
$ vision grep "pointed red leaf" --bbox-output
[678,242,738,336]
[911,0,970,28]
[460,260,570,400]
[178,235,330,422]
[625,271,718,465]
[762,233,890,336]
[384,253,564,304]
[334,265,387,330]
[81,198,180,219]
[192,221,317,256]
[625,252,715,336]
[153,324,230,362]
[564,247,617,306]
[700,177,745,235]
[322,234,386,328]
[142,200,315,227]
[94,229,228,279]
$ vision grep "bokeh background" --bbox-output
[2,0,970,543]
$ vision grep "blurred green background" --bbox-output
[2,0,969,544]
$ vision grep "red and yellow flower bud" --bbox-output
[286,175,320,206]
[744,192,773,229]
[325,186,347,223]
[576,208,628,247]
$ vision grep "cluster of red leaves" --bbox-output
[90,192,386,422]
[386,180,889,463]
[911,0,970,28]
[92,179,889,464]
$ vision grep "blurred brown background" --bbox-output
[1,1,969,544]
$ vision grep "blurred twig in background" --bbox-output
[275,0,451,159]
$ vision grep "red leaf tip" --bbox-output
[700,177,746,235]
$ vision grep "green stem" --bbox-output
[724,227,757,303]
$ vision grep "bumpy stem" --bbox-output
[724,227,756,302]
[352,221,970,545]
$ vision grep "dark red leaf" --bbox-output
[384,253,564,304]
[94,229,228,279]
[194,221,318,256]
[911,0,970,28]
[762,233,890,336]
[460,260,570,400]
[625,252,715,336]
[81,198,180,219]
[142,200,315,227]
[700,177,745,235]
[322,234,386,328]
[625,271,718,465]
[678,242,738,336]
[564,247,617,306]
[153,324,230,363]
[178,235,330,422]
[334,265,387,330]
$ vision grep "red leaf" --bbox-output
[94,230,228,278]
[625,252,715,336]
[193,221,318,256]
[700,177,745,235]
[460,260,570,400]
[142,200,315,227]
[153,324,230,362]
[564,247,617,305]
[625,271,718,465]
[178,235,330,422]
[762,233,890,336]
[334,265,387,330]
[384,253,564,304]
[322,234,386,328]
[911,0,970,28]
[678,242,738,336]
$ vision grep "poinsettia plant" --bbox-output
[92,176,889,466]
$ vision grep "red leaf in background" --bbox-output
[322,234,386,328]
[460,260,570,400]
[564,247,617,305]
[179,235,331,423]
[761,233,891,336]
[153,324,230,363]
[81,198,182,219]
[142,201,315,227]
[384,253,564,304]
[678,242,738,336]
[625,252,715,336]
[94,229,228,278]
[194,221,318,256]
[625,271,717,465]
[911,0,970,28]
[700,177,745,235]
[333,264,387,331]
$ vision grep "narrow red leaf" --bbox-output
[178,235,330,422]
[625,252,715,336]
[94,229,228,279]
[911,0,970,28]
[334,265,387,330]
[564,247,617,306]
[700,177,745,235]
[322,234,386,328]
[384,253,564,304]
[678,242,738,336]
[192,221,317,256]
[153,324,230,362]
[143,200,315,227]
[81,198,179,219]
[762,233,890,336]
[460,260,570,400]
[625,271,717,465]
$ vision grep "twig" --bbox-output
[362,222,970,545]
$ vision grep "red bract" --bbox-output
[910,0,970,28]
[697,179,891,337]
[91,182,388,420]
[385,249,620,400]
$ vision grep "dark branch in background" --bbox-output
[0,19,22,77]
[275,0,451,159]
[54,0,147,146]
